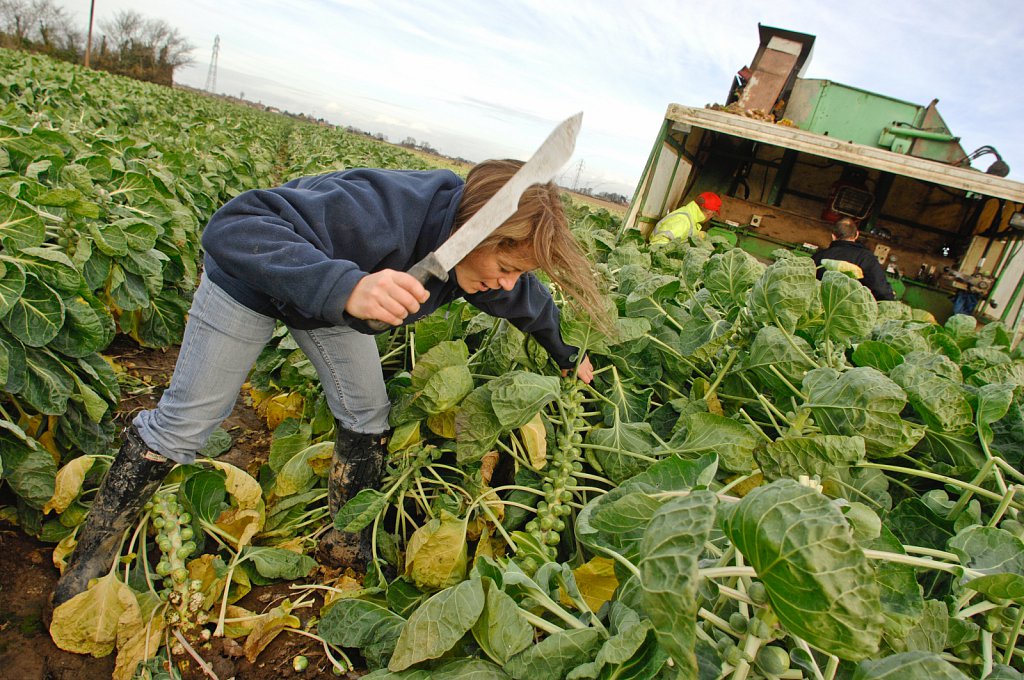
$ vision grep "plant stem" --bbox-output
[863,548,983,579]
[585,542,641,580]
[172,628,219,679]
[579,442,659,462]
[947,458,995,521]
[823,655,840,680]
[467,491,517,552]
[981,630,994,678]
[718,473,758,496]
[519,608,566,635]
[645,334,711,381]
[988,485,1019,527]
[768,365,808,401]
[994,457,1024,486]
[706,350,738,399]
[287,627,355,674]
[902,545,961,562]
[957,600,1000,620]
[737,408,774,443]
[731,630,765,680]
[701,566,757,580]
[698,607,739,638]
[1003,604,1024,665]
[859,462,1024,510]
[718,583,755,607]
[793,637,826,680]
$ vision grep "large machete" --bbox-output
[367,112,582,330]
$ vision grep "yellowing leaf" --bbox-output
[223,604,256,638]
[215,507,263,548]
[467,488,504,542]
[405,512,468,591]
[50,572,140,656]
[44,455,96,514]
[426,409,456,438]
[38,429,61,462]
[480,451,499,486]
[519,414,547,470]
[188,553,227,611]
[252,389,305,430]
[275,441,333,497]
[388,420,422,453]
[243,600,300,663]
[227,564,252,604]
[706,390,724,416]
[113,603,166,680]
[730,472,764,498]
[321,574,365,610]
[472,524,506,564]
[207,460,264,510]
[52,532,76,572]
[569,557,620,613]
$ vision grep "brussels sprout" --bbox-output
[754,645,791,676]
[728,611,749,634]
[747,581,769,605]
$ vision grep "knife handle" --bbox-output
[365,253,451,332]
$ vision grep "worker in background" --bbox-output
[649,191,722,244]
[811,217,896,301]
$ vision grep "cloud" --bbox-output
[50,0,1024,189]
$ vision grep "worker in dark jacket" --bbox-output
[811,218,896,301]
[52,160,607,606]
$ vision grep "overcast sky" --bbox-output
[54,1,1024,196]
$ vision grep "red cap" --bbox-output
[697,192,722,213]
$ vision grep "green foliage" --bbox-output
[15,44,1024,679]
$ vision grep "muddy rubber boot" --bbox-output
[318,426,385,571]
[51,424,174,607]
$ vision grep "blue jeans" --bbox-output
[133,275,390,464]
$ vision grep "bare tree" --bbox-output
[0,0,81,53]
[95,9,193,84]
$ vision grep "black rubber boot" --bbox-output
[318,426,386,571]
[52,424,174,606]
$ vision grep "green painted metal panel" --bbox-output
[900,281,954,323]
[786,80,925,148]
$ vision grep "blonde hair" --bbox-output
[455,159,611,333]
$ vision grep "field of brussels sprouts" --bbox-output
[4,47,1024,680]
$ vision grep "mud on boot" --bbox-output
[51,424,174,607]
[318,426,385,571]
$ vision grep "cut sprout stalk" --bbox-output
[1003,606,1024,665]
[643,333,711,381]
[767,364,808,402]
[862,548,983,579]
[859,462,1024,511]
[987,484,1020,527]
[737,408,774,443]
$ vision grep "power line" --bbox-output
[204,35,220,93]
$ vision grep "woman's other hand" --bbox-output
[562,354,594,384]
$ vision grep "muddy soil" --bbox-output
[0,337,366,680]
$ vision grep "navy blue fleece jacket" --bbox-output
[201,168,578,367]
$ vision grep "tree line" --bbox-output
[0,0,193,85]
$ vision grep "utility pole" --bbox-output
[84,0,95,67]
[204,35,220,93]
